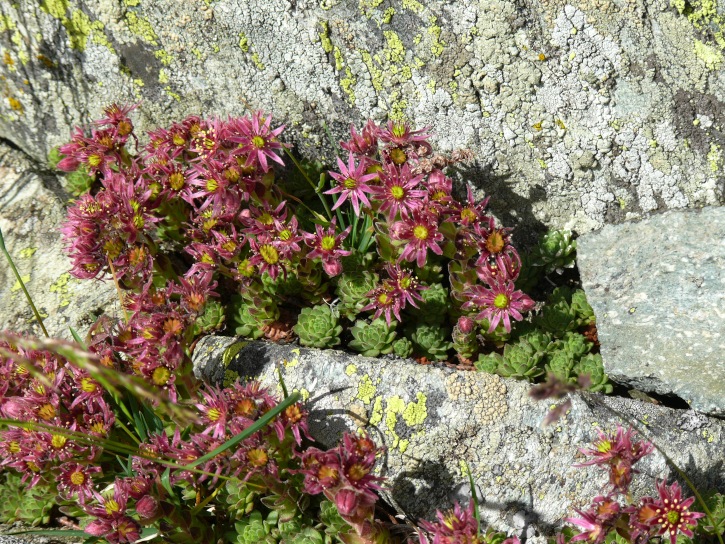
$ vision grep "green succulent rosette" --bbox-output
[574,353,613,393]
[229,293,280,339]
[335,270,379,321]
[408,323,453,361]
[535,229,577,274]
[348,318,397,357]
[408,283,451,325]
[498,341,545,380]
[571,289,595,326]
[293,304,343,349]
[545,351,578,383]
[475,351,505,374]
[191,299,226,336]
[392,336,414,358]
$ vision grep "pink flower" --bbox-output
[303,218,352,277]
[229,111,287,172]
[369,162,426,220]
[391,211,444,268]
[340,120,380,157]
[418,501,481,544]
[636,481,704,544]
[462,274,535,333]
[361,264,426,325]
[326,151,377,215]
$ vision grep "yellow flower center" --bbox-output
[347,463,368,481]
[413,225,429,240]
[321,235,336,251]
[222,240,237,252]
[207,408,221,421]
[666,510,681,525]
[8,441,20,454]
[237,259,255,277]
[461,208,476,222]
[103,239,123,260]
[224,167,240,182]
[485,231,505,254]
[493,293,510,309]
[70,470,86,486]
[152,367,171,386]
[88,154,102,167]
[169,172,185,191]
[51,434,67,449]
[248,448,268,467]
[390,148,407,165]
[343,177,357,189]
[390,185,405,200]
[392,122,406,138]
[251,136,266,148]
[117,120,133,137]
[260,244,279,265]
[205,178,218,192]
[172,133,186,146]
[278,229,292,241]
[377,292,390,305]
[133,214,145,229]
[38,403,56,421]
[105,499,121,515]
[81,377,97,393]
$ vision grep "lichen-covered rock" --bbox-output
[577,206,725,416]
[0,142,117,339]
[1,0,723,238]
[192,336,725,539]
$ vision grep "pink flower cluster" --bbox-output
[330,120,534,333]
[418,501,520,544]
[566,426,705,544]
[298,432,385,537]
[0,336,112,494]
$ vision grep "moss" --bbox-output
[318,20,333,53]
[694,39,723,69]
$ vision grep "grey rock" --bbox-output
[1,0,724,238]
[192,336,725,537]
[0,142,117,339]
[577,206,725,416]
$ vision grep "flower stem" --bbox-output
[0,227,49,337]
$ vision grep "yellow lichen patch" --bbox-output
[158,69,168,84]
[382,7,394,24]
[238,32,249,52]
[11,274,30,292]
[19,248,37,258]
[402,0,425,13]
[382,31,405,63]
[694,39,723,70]
[708,142,722,172]
[369,396,383,425]
[356,374,377,405]
[427,16,445,57]
[125,11,159,46]
[402,392,427,426]
[223,369,240,387]
[345,364,358,376]
[8,96,23,113]
[49,272,73,307]
[222,341,248,367]
[155,49,172,66]
[318,21,333,54]
[283,356,299,368]
[251,52,265,70]
[1,11,17,33]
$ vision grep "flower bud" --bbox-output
[135,495,158,519]
[334,488,360,517]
